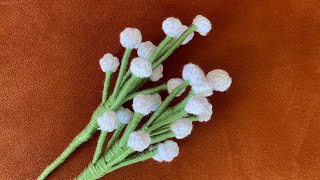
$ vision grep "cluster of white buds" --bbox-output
[170,118,193,139]
[116,107,133,124]
[127,131,151,152]
[153,140,179,162]
[97,111,120,132]
[137,41,156,60]
[130,57,153,78]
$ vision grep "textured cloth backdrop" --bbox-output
[1,0,320,179]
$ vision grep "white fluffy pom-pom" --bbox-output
[130,57,152,78]
[152,140,179,162]
[150,64,163,82]
[99,53,120,73]
[177,25,194,45]
[192,15,212,36]
[207,69,232,92]
[192,78,213,97]
[132,94,153,115]
[198,108,213,122]
[162,17,183,37]
[116,107,133,124]
[184,94,212,115]
[149,93,162,112]
[167,78,186,97]
[182,63,206,86]
[137,41,156,60]
[97,111,119,132]
[127,131,151,152]
[170,118,193,139]
[120,28,142,49]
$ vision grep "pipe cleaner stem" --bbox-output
[92,131,108,164]
[37,105,107,180]
[123,84,167,103]
[118,113,144,147]
[105,123,126,152]
[152,25,196,69]
[102,72,112,104]
[149,109,188,132]
[151,131,174,144]
[150,125,170,136]
[149,36,172,63]
[188,115,199,121]
[158,38,177,59]
[143,80,189,128]
[112,48,132,99]
[107,147,133,167]
[107,149,157,173]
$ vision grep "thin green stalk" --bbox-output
[92,131,108,164]
[102,72,112,104]
[118,113,144,147]
[150,125,170,136]
[149,109,188,132]
[188,115,199,121]
[158,38,177,59]
[149,36,172,63]
[112,48,132,98]
[105,123,126,152]
[123,84,167,103]
[151,131,174,144]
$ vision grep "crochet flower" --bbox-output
[132,94,153,115]
[150,64,164,82]
[116,107,133,124]
[130,57,153,78]
[162,17,183,37]
[137,41,156,60]
[120,28,142,49]
[197,108,213,122]
[152,140,179,162]
[149,93,162,112]
[191,78,213,97]
[99,53,120,73]
[192,15,212,36]
[127,131,151,152]
[207,69,232,92]
[177,25,194,45]
[97,111,119,132]
[167,78,186,97]
[170,118,193,139]
[184,94,212,115]
[182,63,206,86]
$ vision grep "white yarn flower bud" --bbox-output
[99,53,120,73]
[191,78,213,97]
[152,140,179,162]
[130,57,152,78]
[149,93,162,112]
[182,63,206,86]
[127,131,151,152]
[132,94,153,115]
[97,111,119,132]
[120,28,142,49]
[150,64,163,82]
[137,41,156,60]
[198,108,213,122]
[207,69,232,92]
[162,17,183,37]
[167,78,186,97]
[177,25,194,45]
[116,107,133,124]
[170,118,193,139]
[192,15,212,36]
[184,94,212,115]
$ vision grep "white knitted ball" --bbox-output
[177,25,194,45]
[192,15,212,36]
[162,17,183,37]
[167,78,186,97]
[99,53,120,73]
[198,108,213,122]
[207,69,232,92]
[137,41,156,60]
[184,94,212,115]
[182,63,206,86]
[97,111,119,132]
[127,131,151,152]
[130,57,152,78]
[170,118,193,139]
[149,93,162,112]
[150,64,164,82]
[132,94,153,115]
[191,78,213,97]
[120,28,142,49]
[152,140,179,162]
[116,107,133,124]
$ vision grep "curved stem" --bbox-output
[105,123,126,152]
[92,131,108,164]
[123,84,167,103]
[102,72,112,104]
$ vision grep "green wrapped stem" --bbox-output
[105,123,126,152]
[151,131,174,144]
[92,131,108,164]
[118,113,144,147]
[102,72,112,104]
[123,84,167,103]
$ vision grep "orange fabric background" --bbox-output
[1,0,320,179]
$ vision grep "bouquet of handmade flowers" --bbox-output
[38,15,232,180]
